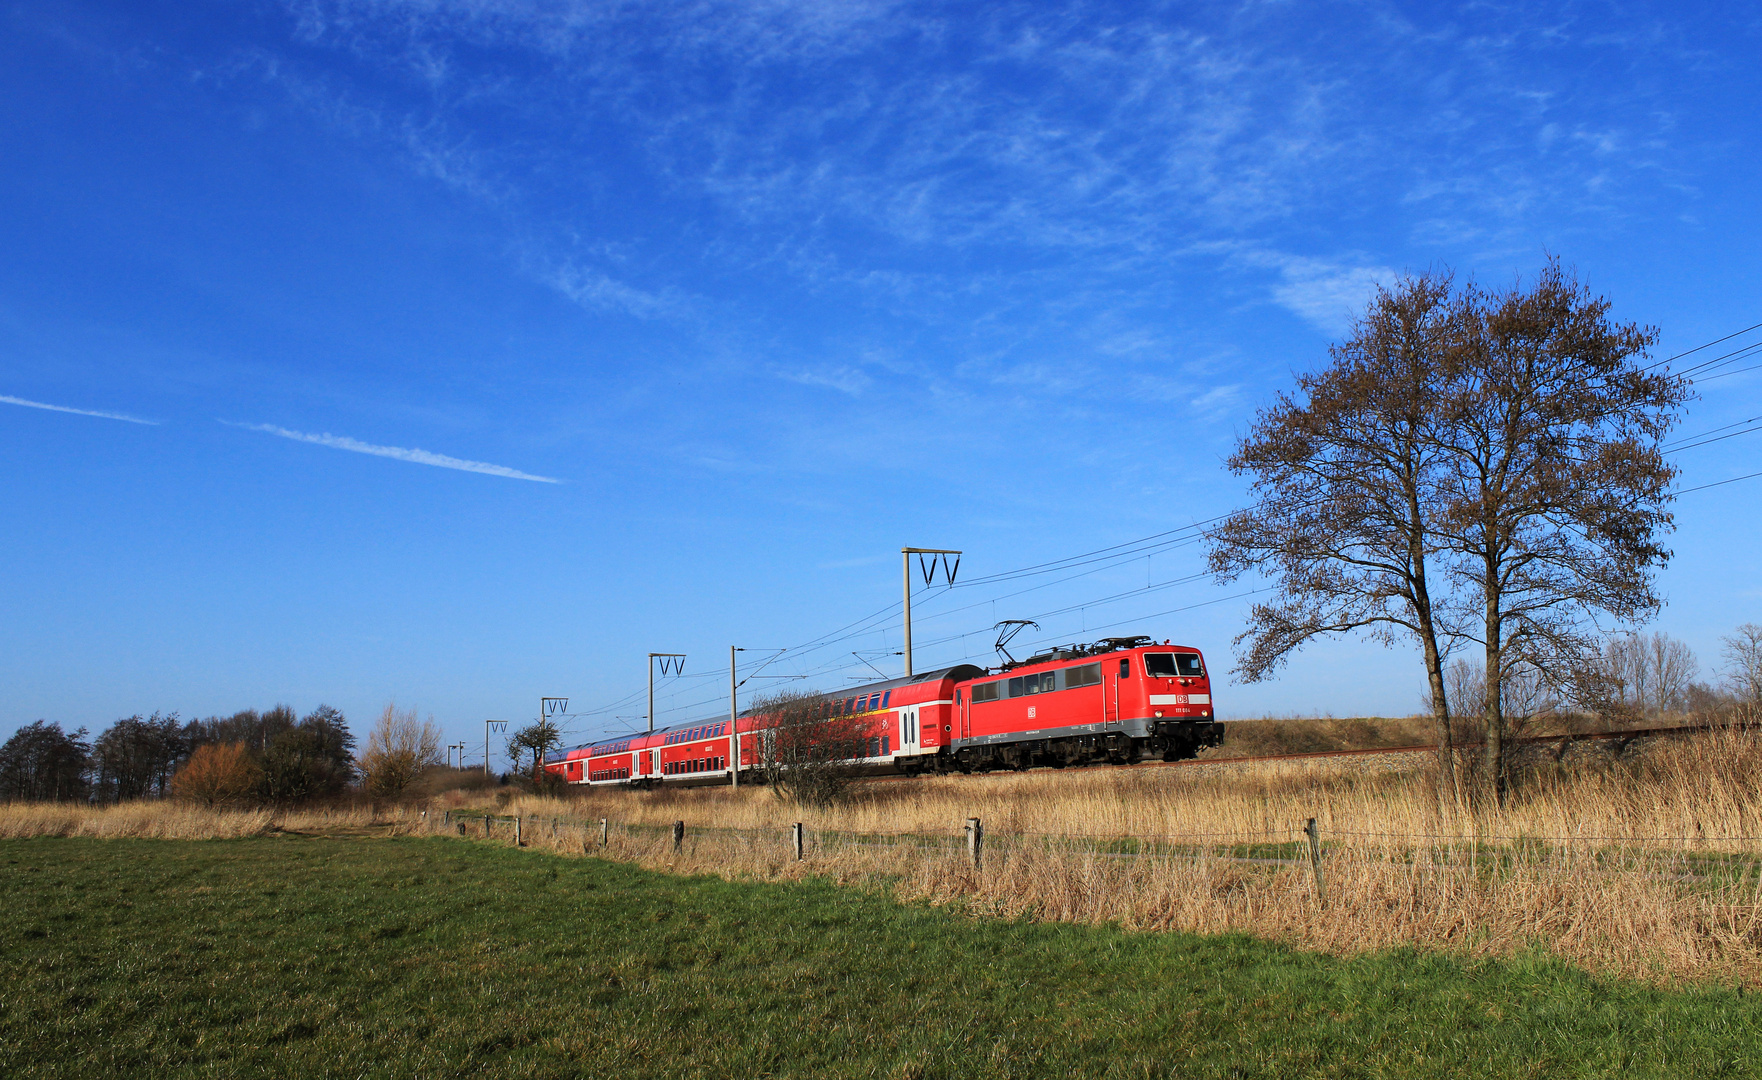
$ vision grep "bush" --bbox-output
[749,688,870,808]
[356,704,442,799]
[171,743,262,806]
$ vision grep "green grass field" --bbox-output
[3,835,1759,1078]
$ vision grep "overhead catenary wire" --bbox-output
[1644,321,1762,372]
[571,320,1762,739]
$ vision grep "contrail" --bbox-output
[227,422,561,483]
[1,394,158,425]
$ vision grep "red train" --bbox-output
[544,636,1220,788]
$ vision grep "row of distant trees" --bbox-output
[0,700,567,806]
[0,704,357,804]
[1434,624,1762,743]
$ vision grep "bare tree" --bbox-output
[356,704,443,798]
[1724,624,1762,704]
[507,719,564,785]
[1441,658,1552,744]
[0,722,91,802]
[1431,261,1689,803]
[1441,659,1485,743]
[1213,261,1689,807]
[1209,271,1468,785]
[748,688,870,808]
[261,705,358,803]
[1644,633,1698,714]
[1592,632,1697,717]
[92,712,186,802]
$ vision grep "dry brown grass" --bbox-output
[420,721,1762,983]
[440,721,1762,851]
[0,801,424,839]
[425,801,1762,984]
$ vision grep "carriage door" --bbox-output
[650,748,661,776]
[899,706,920,757]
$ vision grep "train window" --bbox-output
[1177,654,1205,676]
[1145,653,1178,678]
[972,682,999,703]
[881,691,891,709]
[1007,676,1023,698]
[882,735,890,756]
[868,737,879,757]
[1119,658,1131,678]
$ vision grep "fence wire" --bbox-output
[428,809,1762,887]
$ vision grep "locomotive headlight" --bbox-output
[1154,710,1163,718]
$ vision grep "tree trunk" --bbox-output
[1484,567,1507,808]
[1410,510,1455,797]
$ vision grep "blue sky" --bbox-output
[4,0,1760,762]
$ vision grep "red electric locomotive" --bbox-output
[544,635,1219,787]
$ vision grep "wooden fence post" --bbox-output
[672,820,685,852]
[483,815,491,839]
[600,818,609,847]
[1304,818,1325,909]
[515,816,524,847]
[966,817,983,870]
[791,822,804,861]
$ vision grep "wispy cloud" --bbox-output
[260,0,1701,360]
[1233,253,1393,335]
[541,261,686,320]
[774,364,871,395]
[227,422,560,482]
[0,394,158,425]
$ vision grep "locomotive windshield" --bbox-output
[1145,653,1205,678]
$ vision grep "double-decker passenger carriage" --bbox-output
[544,635,1219,787]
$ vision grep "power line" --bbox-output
[1664,420,1762,454]
[1677,469,1762,495]
[1663,414,1762,449]
[951,515,1230,589]
[1648,321,1762,371]
[1696,359,1762,384]
[1677,340,1762,381]
[568,319,1762,741]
